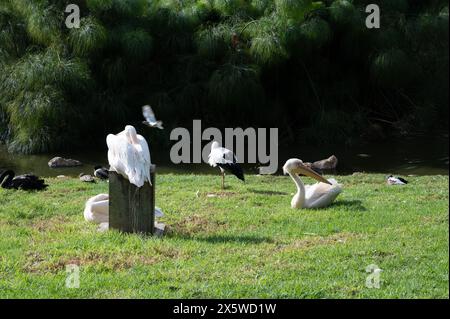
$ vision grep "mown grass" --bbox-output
[0,174,448,298]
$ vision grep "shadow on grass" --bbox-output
[325,200,367,212]
[168,233,274,244]
[196,234,274,244]
[248,189,289,196]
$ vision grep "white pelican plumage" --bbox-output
[107,125,152,187]
[208,141,245,189]
[283,158,342,209]
[84,194,164,225]
[84,193,109,224]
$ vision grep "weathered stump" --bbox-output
[109,165,156,235]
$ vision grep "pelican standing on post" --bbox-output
[106,125,152,187]
[208,141,245,189]
[283,158,342,209]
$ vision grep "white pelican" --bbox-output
[208,141,245,189]
[84,193,109,224]
[283,158,342,209]
[106,125,152,187]
[84,193,164,225]
[142,105,163,129]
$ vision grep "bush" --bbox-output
[0,0,447,153]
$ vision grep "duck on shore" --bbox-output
[0,170,48,191]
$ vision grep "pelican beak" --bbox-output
[297,164,331,185]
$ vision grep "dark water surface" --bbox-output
[0,137,448,177]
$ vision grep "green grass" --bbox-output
[0,174,448,298]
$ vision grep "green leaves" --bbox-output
[86,0,146,16]
[0,0,448,152]
[69,17,108,57]
[196,24,232,60]
[1,49,92,153]
[329,0,357,26]
[275,0,313,20]
[208,63,263,110]
[116,27,153,62]
[371,48,415,88]
[25,4,61,46]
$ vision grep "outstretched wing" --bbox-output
[142,105,157,123]
[142,105,164,129]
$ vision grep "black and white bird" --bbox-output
[0,170,48,190]
[142,105,163,129]
[94,166,109,180]
[387,175,408,185]
[208,141,245,189]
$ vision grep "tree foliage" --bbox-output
[0,0,448,153]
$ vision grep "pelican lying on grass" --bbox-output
[208,141,245,189]
[84,194,164,225]
[0,170,47,191]
[283,158,342,209]
[107,125,151,187]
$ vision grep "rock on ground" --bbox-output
[48,157,83,168]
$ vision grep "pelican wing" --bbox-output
[84,193,109,224]
[305,179,342,208]
[134,134,152,187]
[107,133,131,178]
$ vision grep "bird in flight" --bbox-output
[142,105,163,129]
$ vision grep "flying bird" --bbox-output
[107,125,152,188]
[283,158,342,209]
[142,105,163,129]
[0,170,47,191]
[208,141,245,189]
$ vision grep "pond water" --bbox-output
[0,137,448,177]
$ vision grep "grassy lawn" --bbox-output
[0,173,448,298]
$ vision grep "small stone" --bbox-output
[312,155,338,170]
[79,173,95,183]
[154,222,165,237]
